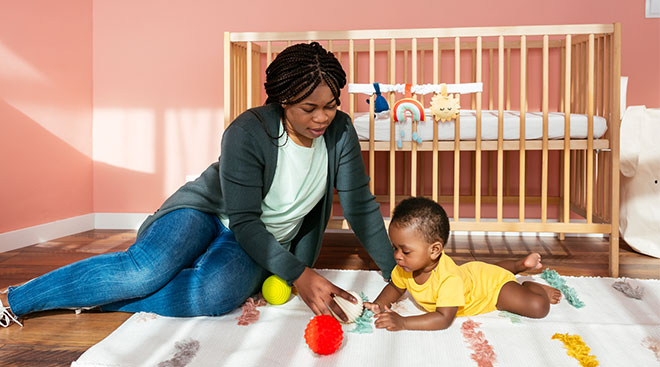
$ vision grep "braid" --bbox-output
[264,42,346,106]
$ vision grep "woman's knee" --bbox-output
[193,262,267,315]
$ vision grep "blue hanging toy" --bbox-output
[366,83,389,113]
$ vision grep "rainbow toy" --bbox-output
[392,98,425,124]
[392,84,425,147]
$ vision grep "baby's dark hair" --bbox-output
[264,42,346,106]
[390,197,450,245]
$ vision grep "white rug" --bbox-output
[72,270,660,367]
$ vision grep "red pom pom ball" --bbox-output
[304,315,343,355]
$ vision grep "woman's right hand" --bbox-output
[292,267,356,322]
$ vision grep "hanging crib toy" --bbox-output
[392,84,425,148]
[430,83,461,122]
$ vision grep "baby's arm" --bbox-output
[375,306,458,331]
[364,282,405,314]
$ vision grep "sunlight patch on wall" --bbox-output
[93,108,156,173]
[0,41,48,84]
[163,108,224,196]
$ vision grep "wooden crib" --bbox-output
[223,24,622,276]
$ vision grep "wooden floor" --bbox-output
[1,229,659,366]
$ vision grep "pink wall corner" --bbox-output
[0,1,93,233]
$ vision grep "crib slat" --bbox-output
[519,36,527,222]
[389,39,396,217]
[475,36,482,222]
[563,35,572,227]
[223,32,231,127]
[506,47,511,110]
[369,39,375,194]
[454,36,461,221]
[542,35,549,223]
[587,34,595,223]
[411,38,418,197]
[246,42,252,109]
[489,48,494,110]
[433,38,439,202]
[497,35,504,222]
[349,40,355,120]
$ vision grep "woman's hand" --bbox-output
[292,267,356,322]
[373,305,406,331]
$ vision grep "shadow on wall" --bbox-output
[0,98,93,233]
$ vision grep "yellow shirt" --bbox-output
[390,252,516,316]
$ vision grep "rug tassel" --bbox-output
[642,336,660,362]
[236,295,267,326]
[612,280,645,300]
[541,269,585,308]
[552,333,599,367]
[461,319,497,367]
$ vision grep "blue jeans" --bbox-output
[7,209,268,317]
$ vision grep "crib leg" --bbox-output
[558,233,565,241]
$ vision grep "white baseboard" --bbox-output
[94,213,150,230]
[0,213,151,253]
[0,214,95,253]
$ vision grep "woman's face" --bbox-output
[283,82,338,147]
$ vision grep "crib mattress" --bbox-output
[353,110,608,141]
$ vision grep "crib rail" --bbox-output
[224,23,621,276]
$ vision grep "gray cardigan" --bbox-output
[138,104,395,283]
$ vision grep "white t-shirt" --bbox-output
[221,124,328,246]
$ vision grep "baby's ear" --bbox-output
[430,241,444,260]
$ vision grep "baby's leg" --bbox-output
[495,253,542,275]
[495,280,559,318]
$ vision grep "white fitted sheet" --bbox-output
[353,109,608,141]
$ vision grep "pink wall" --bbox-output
[0,1,93,233]
[92,0,658,216]
[1,0,658,233]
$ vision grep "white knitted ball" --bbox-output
[331,290,364,324]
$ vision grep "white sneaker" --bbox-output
[0,290,23,327]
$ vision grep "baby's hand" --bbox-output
[373,306,406,331]
[363,302,382,314]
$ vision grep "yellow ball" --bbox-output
[261,275,292,305]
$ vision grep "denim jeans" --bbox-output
[7,209,268,317]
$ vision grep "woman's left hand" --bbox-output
[292,267,356,322]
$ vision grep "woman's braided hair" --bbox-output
[264,42,346,106]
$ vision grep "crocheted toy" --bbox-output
[365,83,390,113]
[304,315,343,355]
[330,290,364,324]
[430,84,460,122]
[261,275,291,305]
[393,84,424,147]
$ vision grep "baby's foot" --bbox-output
[519,253,543,272]
[539,283,562,304]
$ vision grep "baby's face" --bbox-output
[389,224,436,274]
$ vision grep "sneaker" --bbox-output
[0,290,23,327]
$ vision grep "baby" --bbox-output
[365,197,561,331]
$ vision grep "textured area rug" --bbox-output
[72,270,660,367]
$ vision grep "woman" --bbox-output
[1,42,395,326]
